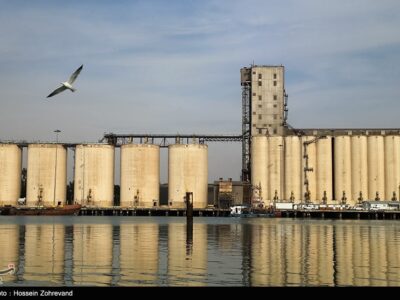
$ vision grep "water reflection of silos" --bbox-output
[0,144,21,206]
[168,144,208,209]
[26,144,67,207]
[119,224,159,286]
[73,224,112,286]
[0,224,19,282]
[334,224,355,286]
[250,222,283,286]
[168,223,207,286]
[368,226,388,286]
[120,144,160,208]
[308,224,334,285]
[352,225,370,286]
[24,224,65,284]
[284,223,302,285]
[74,145,114,207]
[386,225,400,286]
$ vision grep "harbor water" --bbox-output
[0,217,399,286]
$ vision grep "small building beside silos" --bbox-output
[74,144,114,207]
[120,144,160,208]
[26,144,67,207]
[168,143,208,209]
[0,144,22,206]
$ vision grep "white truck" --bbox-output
[274,202,294,210]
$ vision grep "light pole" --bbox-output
[54,129,61,143]
[53,130,61,206]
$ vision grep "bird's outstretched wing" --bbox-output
[68,64,83,84]
[47,85,67,98]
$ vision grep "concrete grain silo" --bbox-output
[351,136,368,203]
[384,135,400,200]
[120,144,160,208]
[251,136,269,203]
[0,144,21,206]
[168,144,208,209]
[74,144,114,207]
[302,136,317,202]
[26,144,67,207]
[316,137,332,203]
[367,136,385,200]
[268,136,283,202]
[334,136,352,203]
[284,136,301,203]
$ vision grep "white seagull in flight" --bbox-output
[47,64,83,98]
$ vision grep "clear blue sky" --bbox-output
[1,0,399,182]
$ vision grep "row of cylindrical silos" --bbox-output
[251,135,400,205]
[0,143,208,208]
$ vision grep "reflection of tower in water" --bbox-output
[249,222,284,286]
[168,223,207,286]
[119,224,159,286]
[72,224,112,286]
[23,224,65,284]
[247,221,335,286]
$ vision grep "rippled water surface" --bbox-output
[0,216,399,286]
